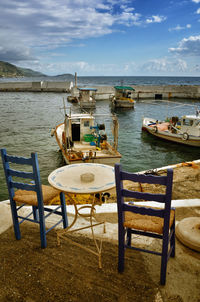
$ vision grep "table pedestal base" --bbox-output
[56,195,106,268]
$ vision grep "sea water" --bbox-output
[0,76,200,201]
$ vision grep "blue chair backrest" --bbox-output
[1,149,43,205]
[115,164,173,225]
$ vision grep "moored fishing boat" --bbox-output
[142,112,200,147]
[67,87,79,103]
[78,88,97,109]
[111,86,135,108]
[51,110,121,166]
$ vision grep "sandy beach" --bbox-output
[0,200,199,302]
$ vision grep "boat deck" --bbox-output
[73,142,96,151]
[73,142,116,156]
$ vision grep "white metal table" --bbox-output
[48,163,115,268]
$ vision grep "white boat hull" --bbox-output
[142,117,200,147]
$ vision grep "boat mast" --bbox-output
[113,115,119,150]
[63,98,71,150]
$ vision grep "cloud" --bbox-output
[0,0,167,65]
[169,35,200,56]
[192,0,200,3]
[169,24,191,31]
[0,0,142,63]
[145,15,167,24]
[18,55,200,76]
[141,58,187,73]
[196,8,200,13]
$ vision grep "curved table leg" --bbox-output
[56,193,106,268]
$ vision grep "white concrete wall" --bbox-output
[131,85,200,100]
[41,81,73,92]
[93,86,115,100]
[0,82,199,98]
[0,82,32,91]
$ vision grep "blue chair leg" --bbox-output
[160,234,169,285]
[32,206,39,221]
[127,228,132,246]
[60,192,68,229]
[10,200,21,240]
[37,201,47,248]
[118,226,125,272]
[170,220,175,258]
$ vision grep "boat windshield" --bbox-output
[182,118,194,126]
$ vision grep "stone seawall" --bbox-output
[0,81,73,92]
[0,82,199,99]
[131,85,200,100]
[91,85,200,100]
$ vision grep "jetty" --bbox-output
[93,85,200,100]
[0,81,199,99]
[0,81,73,92]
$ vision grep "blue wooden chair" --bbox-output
[115,164,175,285]
[1,149,68,248]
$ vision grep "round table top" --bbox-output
[48,163,115,194]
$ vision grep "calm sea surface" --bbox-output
[0,76,200,201]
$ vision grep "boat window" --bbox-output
[183,119,192,126]
[84,121,90,127]
[194,120,200,126]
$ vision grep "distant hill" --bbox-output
[0,61,75,80]
[52,73,74,80]
[0,61,46,78]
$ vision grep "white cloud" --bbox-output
[196,8,200,13]
[169,35,200,56]
[18,56,200,76]
[141,58,187,73]
[0,0,144,63]
[169,24,191,31]
[115,12,141,26]
[0,0,169,64]
[192,0,200,3]
[146,15,167,24]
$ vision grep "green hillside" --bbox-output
[0,61,46,78]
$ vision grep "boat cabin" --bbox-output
[114,86,135,99]
[78,88,97,108]
[179,115,200,136]
[66,114,95,142]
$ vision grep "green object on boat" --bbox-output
[84,134,94,142]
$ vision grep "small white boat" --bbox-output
[111,86,135,108]
[142,113,200,147]
[78,88,97,109]
[52,111,121,166]
[67,87,79,103]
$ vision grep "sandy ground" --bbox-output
[105,161,200,203]
[0,203,199,302]
[0,162,200,301]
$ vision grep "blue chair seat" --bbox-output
[14,185,60,206]
[124,206,175,234]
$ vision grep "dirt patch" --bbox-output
[0,224,157,302]
[0,207,199,302]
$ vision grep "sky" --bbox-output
[0,0,200,76]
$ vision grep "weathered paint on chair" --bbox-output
[1,148,68,248]
[115,163,175,285]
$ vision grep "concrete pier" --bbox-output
[0,81,73,92]
[91,85,200,100]
[131,85,200,100]
[0,82,199,99]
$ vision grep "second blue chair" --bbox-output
[115,163,175,285]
